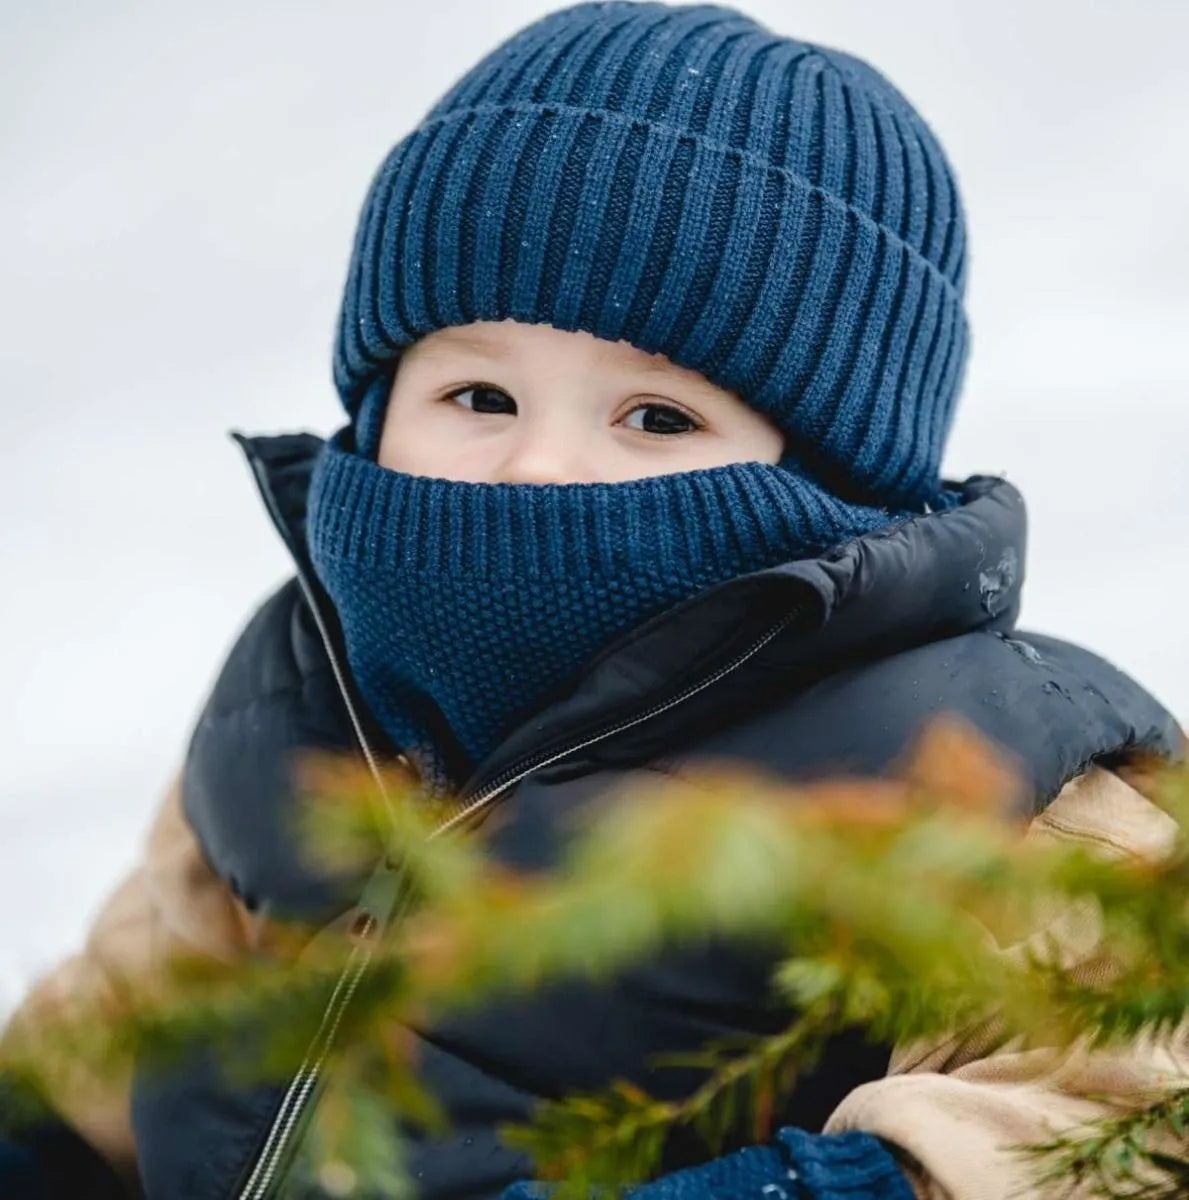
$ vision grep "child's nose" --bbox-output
[496,439,593,485]
[494,417,597,485]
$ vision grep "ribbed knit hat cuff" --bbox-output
[308,428,907,582]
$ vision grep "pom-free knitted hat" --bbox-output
[333,1,968,507]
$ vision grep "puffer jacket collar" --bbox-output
[183,432,1178,928]
[232,431,1025,788]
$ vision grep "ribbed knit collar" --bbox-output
[307,430,908,788]
[309,433,908,580]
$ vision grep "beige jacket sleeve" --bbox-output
[823,765,1189,1199]
[0,777,255,1182]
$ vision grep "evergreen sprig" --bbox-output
[2,720,1186,1197]
[499,1008,845,1194]
[1021,1088,1189,1199]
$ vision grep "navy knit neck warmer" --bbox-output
[307,431,908,790]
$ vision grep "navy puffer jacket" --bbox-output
[6,433,1181,1199]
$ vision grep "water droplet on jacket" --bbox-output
[978,547,1019,616]
[996,633,1045,666]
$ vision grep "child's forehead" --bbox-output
[410,321,633,362]
[412,324,515,359]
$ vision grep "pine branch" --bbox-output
[500,1003,846,1197]
[3,724,1186,1197]
[1020,1088,1189,1199]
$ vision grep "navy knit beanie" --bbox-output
[333,0,969,506]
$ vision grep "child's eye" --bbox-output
[622,403,701,436]
[447,385,517,415]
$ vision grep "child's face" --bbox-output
[377,319,784,483]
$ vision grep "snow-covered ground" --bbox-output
[2,0,1187,1010]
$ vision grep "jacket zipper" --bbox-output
[431,609,799,838]
[233,434,799,1198]
[234,603,794,1198]
[234,446,397,1200]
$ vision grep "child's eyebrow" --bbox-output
[422,333,512,360]
[630,357,735,400]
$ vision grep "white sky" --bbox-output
[2,0,1187,1007]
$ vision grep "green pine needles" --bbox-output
[3,721,1188,1197]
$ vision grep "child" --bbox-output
[3,3,1184,1197]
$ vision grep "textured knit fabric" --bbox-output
[307,429,908,785]
[498,1128,913,1200]
[777,1129,915,1199]
[499,1144,789,1200]
[333,1,969,506]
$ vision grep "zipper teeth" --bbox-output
[235,449,394,1200]
[236,920,376,1199]
[242,449,392,809]
[234,439,800,1199]
[430,611,798,840]
[293,571,391,807]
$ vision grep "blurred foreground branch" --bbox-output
[3,720,1188,1197]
